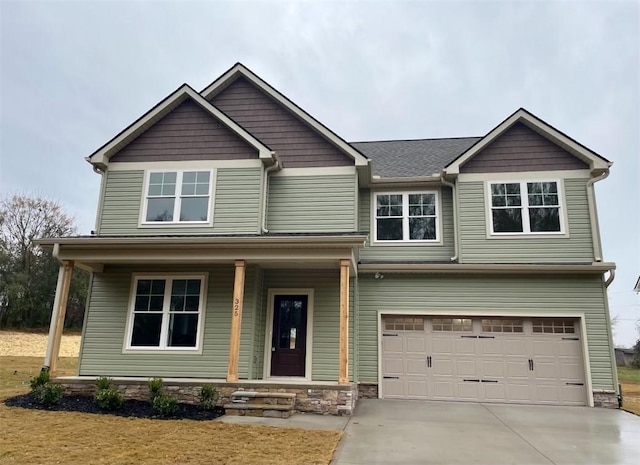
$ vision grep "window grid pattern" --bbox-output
[375,191,438,242]
[384,317,425,331]
[432,318,473,332]
[532,319,575,334]
[481,318,524,333]
[145,170,212,223]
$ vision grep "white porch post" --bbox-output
[43,260,74,375]
[339,259,350,384]
[227,260,246,382]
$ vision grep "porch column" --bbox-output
[227,260,246,382]
[43,260,74,375]
[339,259,350,384]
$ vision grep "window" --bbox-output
[489,181,563,234]
[384,316,425,331]
[143,170,213,223]
[126,275,206,350]
[432,318,472,332]
[481,319,524,333]
[532,319,575,334]
[375,192,439,242]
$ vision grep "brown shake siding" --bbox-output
[210,77,353,168]
[110,99,258,162]
[460,122,589,173]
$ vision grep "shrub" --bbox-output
[632,339,640,369]
[32,383,63,407]
[96,376,113,391]
[148,377,164,401]
[152,394,179,417]
[30,370,50,390]
[199,384,219,410]
[95,388,124,411]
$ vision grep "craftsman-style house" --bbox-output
[38,64,618,415]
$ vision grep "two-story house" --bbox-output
[37,63,618,415]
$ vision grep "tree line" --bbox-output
[0,195,88,329]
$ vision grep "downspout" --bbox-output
[604,269,615,288]
[440,172,458,262]
[261,153,281,233]
[586,169,610,262]
[92,165,106,235]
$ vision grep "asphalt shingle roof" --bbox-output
[350,137,482,178]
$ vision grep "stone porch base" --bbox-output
[52,377,358,416]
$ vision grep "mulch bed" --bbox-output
[4,394,225,421]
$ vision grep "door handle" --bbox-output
[271,347,276,352]
[426,356,432,368]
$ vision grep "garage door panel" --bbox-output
[383,358,404,376]
[534,360,558,380]
[433,358,454,375]
[382,337,403,352]
[406,359,427,376]
[484,383,506,401]
[457,382,481,400]
[432,338,453,354]
[455,338,477,354]
[482,359,505,377]
[532,340,556,356]
[504,339,528,356]
[559,362,583,380]
[557,341,581,356]
[479,339,503,355]
[383,378,405,398]
[506,360,529,378]
[508,383,533,401]
[536,384,560,403]
[432,381,455,398]
[406,337,426,353]
[456,359,478,376]
[407,380,428,398]
[561,385,586,404]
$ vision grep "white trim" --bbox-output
[444,109,611,175]
[458,170,591,182]
[263,288,314,381]
[200,63,369,167]
[371,190,442,244]
[108,159,262,171]
[139,169,216,227]
[123,272,208,354]
[485,179,568,237]
[376,310,593,407]
[271,166,356,177]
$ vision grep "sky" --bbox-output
[0,0,638,346]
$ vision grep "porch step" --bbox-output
[224,391,296,418]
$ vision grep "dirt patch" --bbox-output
[621,383,640,416]
[0,331,80,357]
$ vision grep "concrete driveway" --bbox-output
[332,399,640,465]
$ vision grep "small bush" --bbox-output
[632,339,640,369]
[32,383,63,407]
[96,376,113,391]
[199,384,219,410]
[152,394,179,416]
[30,370,50,390]
[95,388,124,411]
[148,377,164,401]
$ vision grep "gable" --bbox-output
[110,99,258,163]
[209,76,353,168]
[459,122,590,174]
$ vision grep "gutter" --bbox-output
[440,172,458,261]
[604,269,615,288]
[586,169,610,262]
[261,152,282,233]
[358,262,616,274]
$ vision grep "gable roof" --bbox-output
[87,84,274,170]
[351,137,480,178]
[200,63,369,168]
[444,108,612,176]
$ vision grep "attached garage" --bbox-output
[381,315,587,406]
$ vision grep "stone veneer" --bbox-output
[593,389,619,408]
[53,378,358,416]
[357,383,378,399]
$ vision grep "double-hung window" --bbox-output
[126,275,206,351]
[374,192,439,242]
[489,180,563,234]
[143,170,214,224]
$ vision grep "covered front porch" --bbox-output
[37,234,365,415]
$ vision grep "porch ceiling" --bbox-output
[36,234,367,273]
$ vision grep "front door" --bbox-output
[270,295,308,377]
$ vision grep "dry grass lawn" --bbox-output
[618,366,640,416]
[0,333,342,465]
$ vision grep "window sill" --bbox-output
[487,232,569,239]
[371,240,443,246]
[139,222,212,228]
[122,348,203,355]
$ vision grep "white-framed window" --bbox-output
[142,169,214,224]
[488,180,564,235]
[125,274,207,351]
[374,191,439,242]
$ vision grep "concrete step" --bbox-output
[224,403,293,419]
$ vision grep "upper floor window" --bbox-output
[126,274,207,351]
[143,170,214,224]
[488,180,564,235]
[374,191,439,242]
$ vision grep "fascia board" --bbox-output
[444,109,611,175]
[358,262,616,274]
[201,63,370,167]
[87,84,273,167]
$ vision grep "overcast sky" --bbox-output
[1,0,638,346]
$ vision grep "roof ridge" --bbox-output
[350,136,482,144]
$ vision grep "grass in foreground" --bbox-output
[0,357,341,465]
[618,366,640,416]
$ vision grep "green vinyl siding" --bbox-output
[262,269,354,381]
[78,264,258,379]
[357,274,615,391]
[458,178,594,263]
[252,267,266,379]
[359,187,455,261]
[267,174,357,232]
[98,168,262,235]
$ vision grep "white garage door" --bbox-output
[382,316,586,405]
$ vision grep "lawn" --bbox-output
[618,366,640,416]
[0,334,342,465]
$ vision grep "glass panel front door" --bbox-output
[270,295,308,377]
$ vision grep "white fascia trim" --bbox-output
[271,166,356,177]
[108,159,263,171]
[88,85,273,167]
[200,64,369,167]
[358,262,616,274]
[458,170,592,182]
[444,109,611,175]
